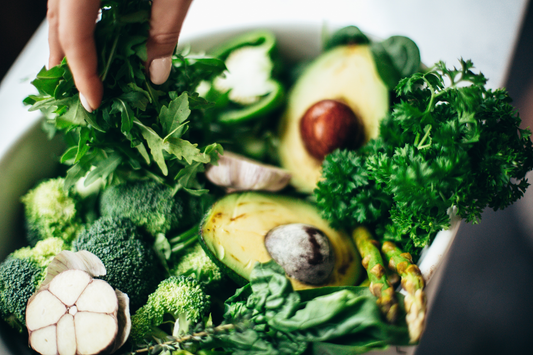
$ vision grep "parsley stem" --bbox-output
[417,125,432,150]
[101,33,121,82]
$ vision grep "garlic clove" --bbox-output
[111,290,131,354]
[25,290,67,330]
[74,312,118,354]
[29,325,58,355]
[57,314,76,355]
[205,151,291,192]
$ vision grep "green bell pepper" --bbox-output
[204,30,285,125]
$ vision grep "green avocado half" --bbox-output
[199,192,361,290]
[278,44,390,193]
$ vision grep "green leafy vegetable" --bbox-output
[324,25,370,49]
[315,59,533,257]
[371,36,421,89]
[24,0,225,193]
[131,261,410,355]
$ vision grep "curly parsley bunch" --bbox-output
[316,59,533,256]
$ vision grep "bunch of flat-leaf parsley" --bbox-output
[315,59,533,257]
[24,0,226,194]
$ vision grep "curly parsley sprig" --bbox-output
[315,59,533,257]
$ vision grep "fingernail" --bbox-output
[80,93,93,113]
[149,56,172,85]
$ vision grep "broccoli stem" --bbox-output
[352,226,398,323]
[169,224,200,254]
[381,241,426,343]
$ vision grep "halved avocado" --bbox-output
[199,192,361,290]
[278,44,389,193]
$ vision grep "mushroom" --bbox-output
[264,223,335,285]
[205,151,291,192]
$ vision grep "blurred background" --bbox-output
[1,1,533,354]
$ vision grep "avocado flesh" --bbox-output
[200,192,361,290]
[278,44,389,193]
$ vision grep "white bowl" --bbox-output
[0,22,461,355]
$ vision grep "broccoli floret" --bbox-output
[171,242,223,287]
[0,258,41,332]
[11,237,68,269]
[21,177,84,246]
[72,216,162,310]
[0,237,68,332]
[99,180,185,237]
[130,276,210,344]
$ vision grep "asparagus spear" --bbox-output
[381,241,426,343]
[352,226,398,323]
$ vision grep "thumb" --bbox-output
[146,0,193,85]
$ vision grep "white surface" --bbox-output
[181,0,528,88]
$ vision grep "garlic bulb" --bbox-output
[26,251,130,355]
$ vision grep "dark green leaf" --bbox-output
[112,98,135,134]
[380,36,421,78]
[31,66,64,96]
[85,152,122,186]
[75,127,92,163]
[370,42,401,90]
[159,92,190,138]
[324,25,370,50]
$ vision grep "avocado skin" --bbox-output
[278,44,389,193]
[198,192,362,290]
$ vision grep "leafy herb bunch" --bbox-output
[315,59,533,256]
[24,0,226,194]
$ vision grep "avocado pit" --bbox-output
[299,99,364,160]
[264,223,335,285]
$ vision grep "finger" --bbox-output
[147,0,193,84]
[58,0,103,112]
[47,0,64,68]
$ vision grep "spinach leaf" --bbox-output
[201,261,409,354]
[380,36,421,79]
[324,26,421,90]
[371,36,421,91]
[324,25,370,50]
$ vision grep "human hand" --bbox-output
[47,0,193,112]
